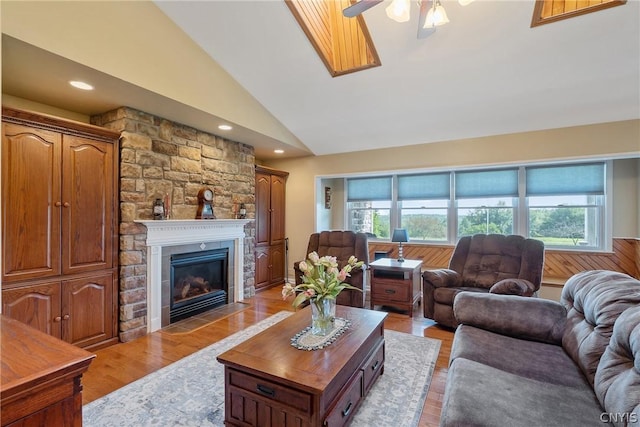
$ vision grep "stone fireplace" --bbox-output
[91,107,256,342]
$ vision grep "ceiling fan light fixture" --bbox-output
[425,0,450,27]
[386,0,411,23]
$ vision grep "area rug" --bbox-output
[84,311,440,427]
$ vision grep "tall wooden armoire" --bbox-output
[1,107,120,350]
[254,165,288,291]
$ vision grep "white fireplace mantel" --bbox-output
[136,219,251,332]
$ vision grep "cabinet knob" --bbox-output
[54,201,62,207]
[53,316,62,322]
[63,202,71,208]
[63,314,70,320]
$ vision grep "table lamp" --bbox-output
[391,228,409,262]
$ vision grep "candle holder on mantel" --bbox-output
[237,203,247,219]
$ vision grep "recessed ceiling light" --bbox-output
[69,80,94,90]
[274,149,284,154]
[218,124,232,131]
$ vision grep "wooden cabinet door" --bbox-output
[255,246,271,290]
[269,243,285,285]
[61,136,114,275]
[1,282,62,339]
[61,271,114,348]
[270,174,286,246]
[2,123,62,283]
[255,170,271,246]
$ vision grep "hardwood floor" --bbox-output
[82,286,454,427]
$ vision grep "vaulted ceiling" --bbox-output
[2,1,639,160]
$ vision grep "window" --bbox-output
[347,176,392,239]
[398,173,449,241]
[341,161,608,250]
[525,163,605,249]
[455,169,518,238]
[531,0,625,28]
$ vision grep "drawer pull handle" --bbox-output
[342,401,353,417]
[372,360,380,371]
[385,289,396,294]
[256,384,275,397]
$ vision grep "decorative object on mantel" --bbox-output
[153,198,165,220]
[237,203,246,219]
[290,317,351,350]
[163,193,171,220]
[195,187,215,219]
[282,251,363,336]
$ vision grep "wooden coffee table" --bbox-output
[217,305,387,427]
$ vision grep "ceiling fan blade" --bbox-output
[343,0,383,18]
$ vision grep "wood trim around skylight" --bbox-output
[285,0,381,77]
[531,0,626,27]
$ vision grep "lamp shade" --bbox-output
[386,0,411,23]
[391,228,409,243]
[424,0,450,27]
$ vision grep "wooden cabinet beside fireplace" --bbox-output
[255,165,288,291]
[1,107,119,350]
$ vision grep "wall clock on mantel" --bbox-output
[196,187,216,219]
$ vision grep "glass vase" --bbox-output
[310,298,336,336]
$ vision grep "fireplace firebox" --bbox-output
[169,248,228,323]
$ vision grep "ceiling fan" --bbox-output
[343,0,451,39]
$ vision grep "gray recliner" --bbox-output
[422,234,545,328]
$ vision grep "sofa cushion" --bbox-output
[441,358,606,427]
[453,292,566,345]
[490,278,536,296]
[561,270,640,386]
[450,325,589,387]
[433,286,486,305]
[594,306,640,426]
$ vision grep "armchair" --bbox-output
[422,234,544,328]
[294,231,369,308]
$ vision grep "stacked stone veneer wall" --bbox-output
[91,107,256,342]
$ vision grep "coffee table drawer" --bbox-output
[228,369,312,413]
[323,370,363,427]
[362,339,385,393]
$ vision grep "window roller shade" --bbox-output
[455,168,518,198]
[398,173,450,200]
[347,176,392,201]
[526,163,605,196]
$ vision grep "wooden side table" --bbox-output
[370,258,423,317]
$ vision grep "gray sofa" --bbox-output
[440,270,640,426]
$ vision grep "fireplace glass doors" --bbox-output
[169,248,228,323]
